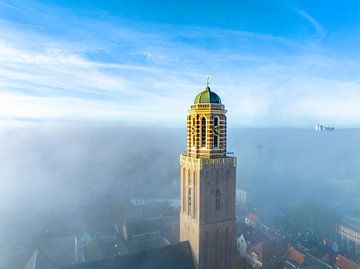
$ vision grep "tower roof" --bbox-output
[194,87,221,104]
[24,248,57,269]
[62,241,195,269]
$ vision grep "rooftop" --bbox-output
[333,255,359,269]
[62,241,195,269]
[287,247,305,265]
[23,248,57,269]
[194,86,221,104]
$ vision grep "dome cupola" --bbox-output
[194,86,222,104]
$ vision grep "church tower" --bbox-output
[180,83,236,269]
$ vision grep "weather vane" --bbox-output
[206,75,211,87]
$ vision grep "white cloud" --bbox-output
[282,87,360,125]
[0,2,360,127]
[297,9,326,41]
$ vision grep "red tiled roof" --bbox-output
[287,247,305,265]
[333,255,359,269]
[321,237,334,248]
[246,213,258,222]
[248,240,287,263]
[251,242,263,261]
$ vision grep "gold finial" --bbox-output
[206,75,211,88]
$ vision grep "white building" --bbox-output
[315,123,335,132]
[130,199,180,209]
[236,189,247,205]
[237,234,248,257]
[245,213,258,228]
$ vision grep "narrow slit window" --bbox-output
[182,168,186,212]
[193,172,196,218]
[192,118,196,146]
[201,117,206,147]
[188,188,192,216]
[215,188,220,212]
[188,172,192,216]
[213,117,219,148]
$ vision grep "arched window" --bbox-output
[182,168,186,212]
[187,170,192,216]
[215,188,220,212]
[201,117,206,147]
[192,118,195,146]
[193,171,196,219]
[213,116,219,148]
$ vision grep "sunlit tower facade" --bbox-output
[180,84,236,269]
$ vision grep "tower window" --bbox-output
[201,117,206,147]
[188,188,192,216]
[193,172,197,219]
[188,173,192,216]
[192,118,195,146]
[182,168,186,212]
[213,116,219,148]
[215,188,220,211]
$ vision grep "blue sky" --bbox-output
[1,0,360,127]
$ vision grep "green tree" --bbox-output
[288,203,327,235]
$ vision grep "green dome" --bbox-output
[194,87,222,104]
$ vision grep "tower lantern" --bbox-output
[180,82,236,269]
[187,85,227,159]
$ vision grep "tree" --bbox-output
[288,203,327,236]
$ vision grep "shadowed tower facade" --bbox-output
[180,85,236,269]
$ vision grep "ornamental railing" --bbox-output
[180,154,236,168]
[190,103,225,110]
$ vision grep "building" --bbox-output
[284,247,305,268]
[336,214,360,262]
[40,236,78,266]
[333,254,359,269]
[245,213,259,228]
[122,218,170,252]
[24,248,57,269]
[236,223,267,259]
[130,199,180,209]
[236,189,247,205]
[131,200,179,219]
[315,123,324,132]
[23,242,195,269]
[237,234,248,257]
[76,232,95,263]
[315,123,335,132]
[179,85,237,269]
[246,240,286,269]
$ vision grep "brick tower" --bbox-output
[180,83,236,269]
